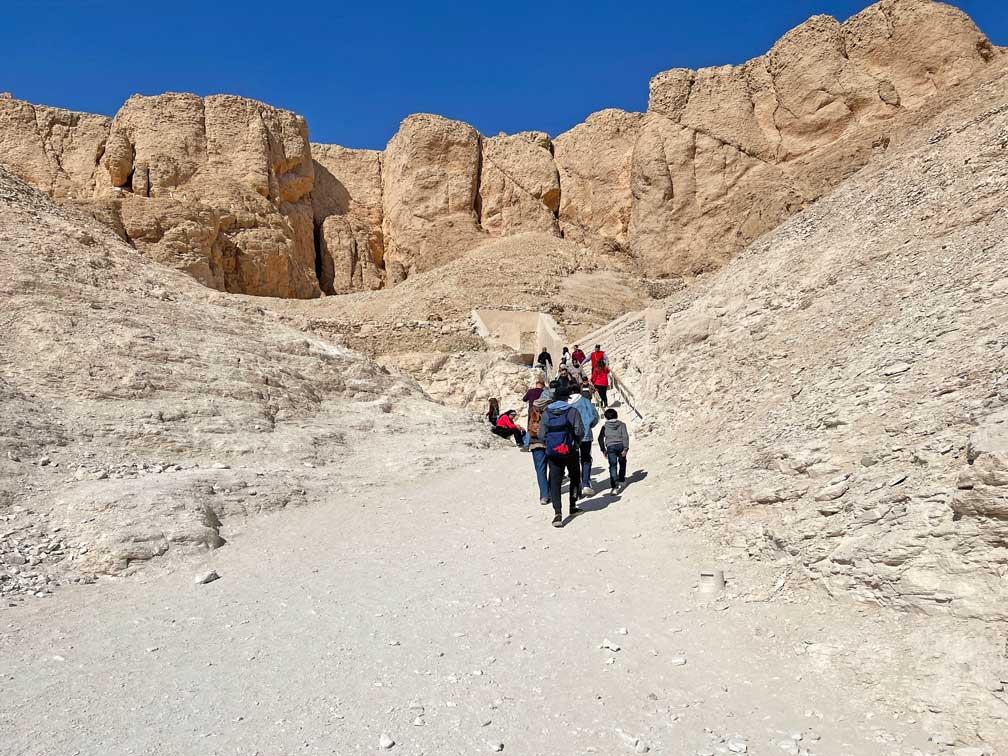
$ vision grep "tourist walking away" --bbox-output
[522,380,545,419]
[493,410,526,448]
[486,397,501,426]
[539,388,586,527]
[571,344,586,367]
[592,360,612,408]
[569,385,600,495]
[559,346,574,371]
[553,366,577,395]
[536,347,553,378]
[527,388,553,505]
[590,344,608,371]
[598,408,630,493]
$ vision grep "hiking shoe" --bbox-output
[610,486,618,495]
[539,497,549,506]
[570,506,584,516]
[551,515,563,528]
[581,486,595,496]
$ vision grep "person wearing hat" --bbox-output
[527,388,554,505]
[568,384,600,495]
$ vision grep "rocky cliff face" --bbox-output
[1,92,320,299]
[0,0,1000,297]
[631,0,998,276]
[312,144,385,294]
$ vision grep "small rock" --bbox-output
[953,747,991,756]
[669,656,687,666]
[211,462,230,470]
[814,482,848,502]
[194,570,220,585]
[883,362,912,376]
[488,741,504,752]
[929,733,956,747]
[412,716,425,727]
[6,451,19,462]
[727,739,748,753]
[38,456,51,467]
[379,733,395,750]
[601,639,621,652]
[617,627,629,635]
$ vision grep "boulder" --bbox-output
[381,114,485,283]
[478,130,560,238]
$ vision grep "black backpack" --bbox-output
[543,406,576,459]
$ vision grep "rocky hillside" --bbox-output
[0,167,486,603]
[618,55,1008,624]
[1,0,1001,300]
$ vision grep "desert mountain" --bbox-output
[1,0,1001,300]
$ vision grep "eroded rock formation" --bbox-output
[312,144,385,293]
[380,113,485,284]
[478,130,561,238]
[0,0,1001,295]
[631,0,998,276]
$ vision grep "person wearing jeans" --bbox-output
[538,388,586,527]
[597,408,630,493]
[568,385,599,495]
[528,390,554,504]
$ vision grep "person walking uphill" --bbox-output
[538,388,586,527]
[536,348,553,379]
[592,360,612,408]
[598,408,630,494]
[493,410,526,448]
[569,385,600,496]
[527,388,554,505]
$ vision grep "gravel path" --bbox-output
[1,447,932,756]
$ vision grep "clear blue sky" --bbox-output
[4,0,1005,150]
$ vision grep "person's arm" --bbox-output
[597,426,606,454]
[620,423,630,453]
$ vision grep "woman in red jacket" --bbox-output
[591,362,611,408]
[493,410,526,447]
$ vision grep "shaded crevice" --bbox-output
[473,136,483,225]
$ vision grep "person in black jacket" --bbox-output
[536,348,553,378]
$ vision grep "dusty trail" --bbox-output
[2,445,934,756]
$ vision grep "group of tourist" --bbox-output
[486,344,630,528]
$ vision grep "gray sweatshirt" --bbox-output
[598,419,630,452]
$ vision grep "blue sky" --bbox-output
[4,1,1005,149]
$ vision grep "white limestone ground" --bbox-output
[0,440,992,756]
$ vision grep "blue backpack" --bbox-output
[544,405,576,459]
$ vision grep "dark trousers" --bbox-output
[607,446,627,488]
[547,449,581,516]
[596,386,609,407]
[493,427,524,446]
[579,441,593,490]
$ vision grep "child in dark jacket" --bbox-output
[597,408,630,493]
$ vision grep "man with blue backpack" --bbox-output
[537,387,586,528]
